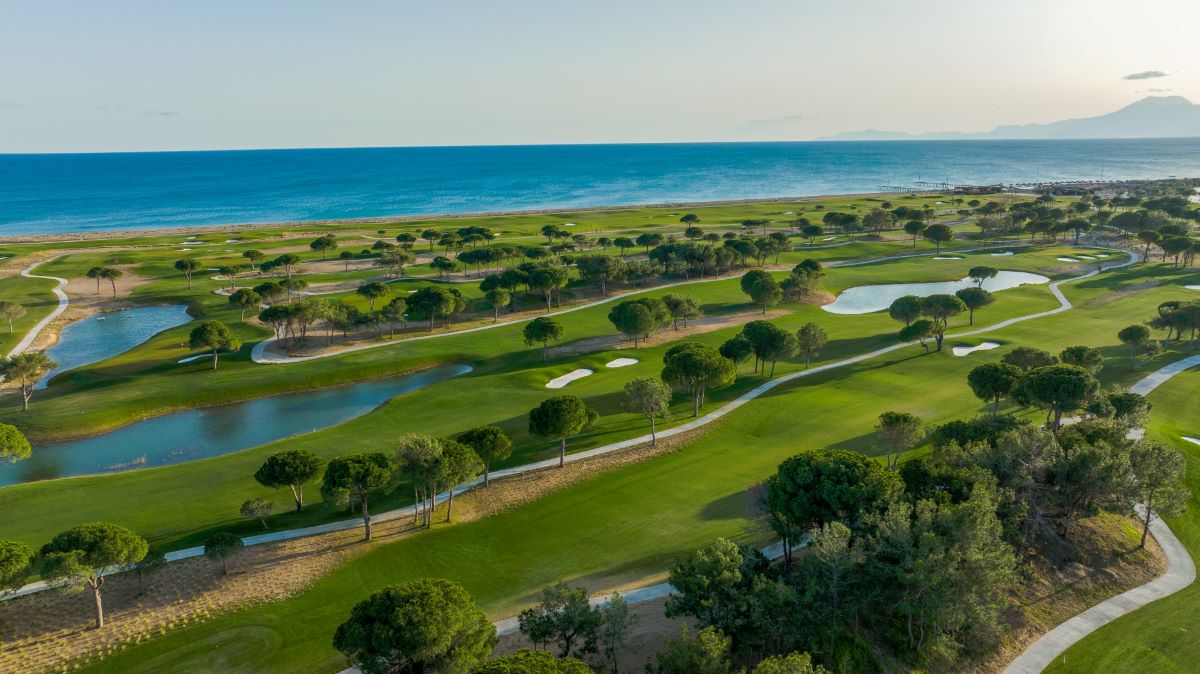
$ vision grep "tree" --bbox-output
[204,531,244,575]
[310,235,338,260]
[2,352,56,410]
[0,423,31,463]
[719,335,754,372]
[0,301,25,333]
[795,322,828,369]
[519,584,602,658]
[243,249,265,265]
[680,213,700,225]
[876,411,924,470]
[608,298,669,347]
[662,343,736,416]
[903,220,926,247]
[598,592,637,673]
[923,223,953,253]
[189,320,241,370]
[523,316,564,362]
[898,319,934,351]
[381,297,408,336]
[334,579,495,674]
[485,287,510,322]
[321,452,393,540]
[272,253,301,278]
[1002,346,1058,372]
[528,264,569,311]
[664,539,764,654]
[132,546,166,595]
[741,269,782,314]
[437,440,482,523]
[174,257,201,289]
[967,362,1022,416]
[1129,441,1190,549]
[1060,345,1104,373]
[254,280,285,305]
[767,448,902,534]
[86,266,106,294]
[1137,230,1161,262]
[456,425,513,486]
[1022,364,1100,429]
[529,395,599,467]
[228,288,262,320]
[474,650,593,674]
[753,652,827,674]
[240,497,274,529]
[954,287,994,325]
[921,294,966,350]
[968,266,998,287]
[575,255,626,296]
[888,295,923,327]
[623,377,672,445]
[1118,324,1152,366]
[646,626,733,674]
[408,285,465,331]
[739,320,796,376]
[0,539,33,597]
[356,282,390,311]
[40,522,148,628]
[662,294,703,330]
[100,267,123,297]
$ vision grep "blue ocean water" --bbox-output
[1,139,1198,236]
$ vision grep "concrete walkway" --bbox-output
[0,249,1137,603]
[250,242,1041,364]
[7,256,69,357]
[1003,357,1200,674]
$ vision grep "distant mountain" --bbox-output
[821,96,1200,141]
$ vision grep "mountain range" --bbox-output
[820,96,1200,141]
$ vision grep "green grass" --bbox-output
[75,259,1200,673]
[1045,367,1200,673]
[0,246,1120,551]
[0,272,59,355]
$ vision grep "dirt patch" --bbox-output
[495,596,693,672]
[0,423,714,673]
[549,310,788,358]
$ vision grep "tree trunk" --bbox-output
[559,438,566,468]
[290,484,304,511]
[446,486,454,522]
[211,349,219,370]
[692,390,700,417]
[91,583,105,629]
[361,493,372,541]
[483,461,490,487]
[1140,495,1154,549]
[650,415,657,445]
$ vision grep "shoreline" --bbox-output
[0,190,949,244]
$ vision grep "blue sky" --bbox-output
[1,0,1196,152]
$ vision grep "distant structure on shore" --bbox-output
[879,178,1196,198]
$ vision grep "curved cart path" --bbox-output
[1003,354,1200,674]
[0,250,1136,604]
[250,242,1043,364]
[6,257,69,357]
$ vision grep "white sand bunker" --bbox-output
[1185,285,1200,291]
[952,342,1000,357]
[606,358,639,368]
[546,368,593,388]
[1076,254,1097,260]
[991,251,1014,256]
[1184,437,1200,447]
[1057,257,1078,262]
[177,354,208,364]
[1096,253,1110,258]
[933,256,963,260]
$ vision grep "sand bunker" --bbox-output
[932,256,963,260]
[1057,257,1079,262]
[177,354,208,364]
[606,358,639,368]
[991,252,1014,256]
[546,368,593,388]
[952,342,1000,356]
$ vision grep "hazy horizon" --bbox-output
[2,0,1198,153]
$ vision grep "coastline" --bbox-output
[0,190,934,244]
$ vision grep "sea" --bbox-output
[2,138,1199,236]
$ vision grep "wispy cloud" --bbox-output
[150,111,180,117]
[1144,88,1173,93]
[1123,70,1168,80]
[740,113,813,130]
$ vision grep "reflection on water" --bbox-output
[822,271,1050,315]
[39,305,192,388]
[2,363,472,485]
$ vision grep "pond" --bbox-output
[822,271,1050,315]
[38,305,193,388]
[2,363,472,485]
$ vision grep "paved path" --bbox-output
[6,257,69,357]
[250,242,1039,364]
[1003,356,1200,674]
[1,248,1136,603]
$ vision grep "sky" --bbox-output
[1,0,1198,153]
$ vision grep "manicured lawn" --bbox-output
[1046,367,1200,673]
[75,260,1199,673]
